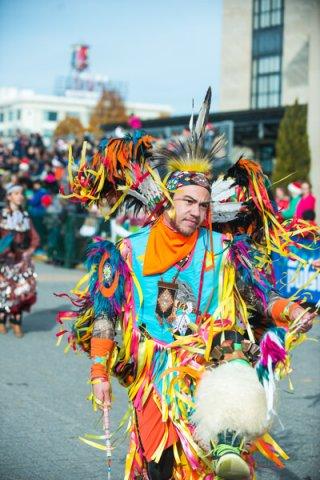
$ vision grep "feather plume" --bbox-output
[194,87,212,142]
[212,201,243,213]
[212,202,243,222]
[167,156,212,174]
[209,134,226,158]
[212,210,242,222]
[211,177,236,202]
[213,187,236,202]
[153,87,226,179]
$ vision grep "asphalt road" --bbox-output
[0,261,319,480]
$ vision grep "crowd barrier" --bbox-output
[273,238,320,305]
[32,212,132,268]
[32,211,111,268]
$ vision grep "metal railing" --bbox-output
[32,211,111,268]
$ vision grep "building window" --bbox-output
[251,0,284,108]
[251,55,281,108]
[259,144,274,175]
[44,111,58,122]
[0,112,4,123]
[253,0,283,30]
[16,109,21,120]
[8,111,13,121]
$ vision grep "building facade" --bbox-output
[220,0,318,111]
[0,87,172,142]
[219,0,320,214]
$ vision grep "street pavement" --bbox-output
[0,261,319,480]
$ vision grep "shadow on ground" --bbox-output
[23,304,69,333]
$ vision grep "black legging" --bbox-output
[0,313,22,325]
[147,446,174,480]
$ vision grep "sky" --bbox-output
[0,0,222,115]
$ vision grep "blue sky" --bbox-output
[0,0,222,114]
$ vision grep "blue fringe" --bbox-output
[85,240,127,318]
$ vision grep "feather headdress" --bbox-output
[63,88,290,228]
[153,87,225,180]
[62,131,169,219]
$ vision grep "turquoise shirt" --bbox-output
[128,226,224,344]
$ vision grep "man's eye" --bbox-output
[185,200,193,205]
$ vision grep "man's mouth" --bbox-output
[184,219,198,227]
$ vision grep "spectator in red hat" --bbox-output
[296,182,316,220]
[282,181,302,220]
[40,193,53,208]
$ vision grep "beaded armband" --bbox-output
[90,338,115,380]
[92,355,108,366]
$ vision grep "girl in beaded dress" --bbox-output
[0,184,39,337]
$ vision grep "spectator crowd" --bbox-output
[275,181,317,227]
[0,132,101,266]
[0,131,318,267]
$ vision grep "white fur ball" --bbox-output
[192,362,270,446]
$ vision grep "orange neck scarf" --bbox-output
[143,216,198,276]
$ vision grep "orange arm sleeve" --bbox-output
[270,298,299,328]
[90,337,115,380]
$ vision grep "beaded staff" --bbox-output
[103,407,112,479]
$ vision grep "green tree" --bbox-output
[54,116,84,139]
[89,89,128,138]
[273,100,310,187]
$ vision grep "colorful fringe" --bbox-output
[229,233,274,309]
[56,239,130,353]
[61,132,169,219]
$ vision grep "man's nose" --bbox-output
[190,203,200,217]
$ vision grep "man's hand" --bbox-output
[92,378,112,409]
[290,305,317,334]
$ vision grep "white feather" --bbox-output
[189,98,195,134]
[212,202,243,213]
[195,87,211,138]
[212,187,236,202]
[192,362,271,447]
[211,177,235,200]
[209,134,226,157]
[212,211,240,222]
[127,189,148,204]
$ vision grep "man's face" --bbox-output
[165,185,211,237]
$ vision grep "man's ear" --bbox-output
[168,207,176,220]
[166,205,176,220]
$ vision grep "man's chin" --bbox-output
[177,226,198,237]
